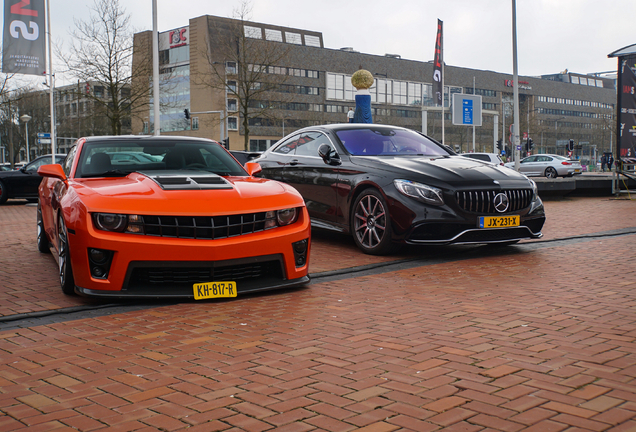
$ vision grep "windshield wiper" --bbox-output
[83,169,132,178]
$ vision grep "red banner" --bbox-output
[433,19,443,106]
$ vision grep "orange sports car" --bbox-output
[37,136,310,299]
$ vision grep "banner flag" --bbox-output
[433,19,443,106]
[2,0,46,75]
[618,56,636,158]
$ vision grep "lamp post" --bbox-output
[20,114,32,162]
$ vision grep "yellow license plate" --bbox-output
[478,215,520,228]
[193,281,237,300]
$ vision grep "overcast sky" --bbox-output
[4,0,636,86]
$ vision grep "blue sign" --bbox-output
[37,133,51,138]
[462,99,473,125]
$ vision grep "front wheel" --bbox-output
[352,189,396,255]
[58,213,75,295]
[545,167,557,178]
[37,203,51,253]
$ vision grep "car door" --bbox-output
[14,156,53,198]
[287,131,341,223]
[517,156,539,176]
[258,134,301,183]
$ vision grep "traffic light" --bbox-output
[496,139,503,152]
[222,138,229,149]
[568,139,574,152]
[184,109,190,120]
[528,138,534,150]
[525,138,530,153]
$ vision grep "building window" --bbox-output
[250,139,272,152]
[192,117,199,130]
[264,29,283,42]
[228,116,238,130]
[304,35,320,47]
[226,80,237,93]
[143,121,148,134]
[244,25,261,39]
[226,61,237,74]
[285,32,302,44]
[94,86,104,98]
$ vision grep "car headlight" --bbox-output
[528,178,538,199]
[394,179,444,206]
[93,213,144,233]
[265,208,299,228]
[93,213,128,232]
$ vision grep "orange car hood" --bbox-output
[72,172,303,215]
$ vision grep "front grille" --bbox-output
[139,213,271,239]
[126,260,283,292]
[455,189,533,214]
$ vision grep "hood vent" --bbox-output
[140,171,233,191]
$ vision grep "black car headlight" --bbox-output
[265,208,299,228]
[93,213,144,233]
[394,179,444,206]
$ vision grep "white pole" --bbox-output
[46,0,56,157]
[25,121,29,162]
[512,0,521,171]
[441,42,445,145]
[152,0,160,135]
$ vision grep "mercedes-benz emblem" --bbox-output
[493,193,509,213]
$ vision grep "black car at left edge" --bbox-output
[254,124,546,255]
[0,154,66,204]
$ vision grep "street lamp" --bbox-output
[20,114,32,162]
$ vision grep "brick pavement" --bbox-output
[0,196,635,430]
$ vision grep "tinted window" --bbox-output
[336,127,448,156]
[294,132,333,157]
[273,134,301,155]
[77,140,246,178]
[63,147,76,176]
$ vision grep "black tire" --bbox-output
[544,167,557,178]
[26,198,38,203]
[351,189,396,255]
[57,213,76,295]
[0,179,8,204]
[37,203,51,254]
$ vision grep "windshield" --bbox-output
[335,128,450,157]
[76,140,247,178]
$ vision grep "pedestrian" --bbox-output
[347,107,354,123]
[600,154,607,172]
[607,153,614,172]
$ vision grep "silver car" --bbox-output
[504,154,582,178]
[460,152,504,166]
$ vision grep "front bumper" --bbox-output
[385,186,546,246]
[67,210,311,298]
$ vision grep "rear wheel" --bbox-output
[37,203,51,253]
[58,213,75,295]
[352,189,396,255]
[0,180,7,204]
[545,167,557,178]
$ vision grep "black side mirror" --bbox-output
[318,143,340,165]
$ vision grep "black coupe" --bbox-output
[254,124,546,255]
[0,154,66,204]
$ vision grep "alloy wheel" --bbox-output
[354,193,387,250]
[545,167,557,178]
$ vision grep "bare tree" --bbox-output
[61,0,150,135]
[195,1,293,150]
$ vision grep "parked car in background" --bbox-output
[460,152,504,166]
[0,164,12,172]
[504,154,582,178]
[0,154,66,204]
[37,135,310,298]
[254,124,545,255]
